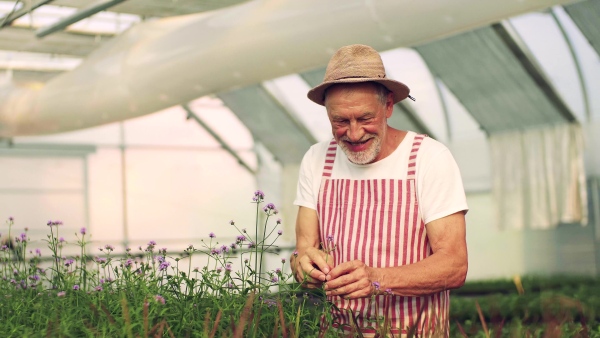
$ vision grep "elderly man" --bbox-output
[291,44,468,336]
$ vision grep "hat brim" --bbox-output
[307,77,410,106]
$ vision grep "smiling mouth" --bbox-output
[344,138,371,146]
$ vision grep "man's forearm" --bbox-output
[371,250,467,296]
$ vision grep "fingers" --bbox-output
[324,260,376,299]
[327,260,363,280]
[325,278,373,299]
[305,247,332,275]
[294,247,334,285]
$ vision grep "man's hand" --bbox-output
[294,247,333,288]
[324,260,377,299]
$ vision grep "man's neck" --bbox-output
[377,127,407,161]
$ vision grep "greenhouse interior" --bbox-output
[0,0,599,336]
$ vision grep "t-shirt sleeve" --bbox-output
[293,145,319,210]
[417,142,468,225]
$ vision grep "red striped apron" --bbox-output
[317,134,449,336]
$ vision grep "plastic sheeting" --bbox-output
[489,123,587,229]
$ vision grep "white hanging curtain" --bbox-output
[489,123,587,230]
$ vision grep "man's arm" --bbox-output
[290,206,334,288]
[324,211,467,298]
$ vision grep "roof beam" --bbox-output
[0,0,55,29]
[181,104,256,175]
[36,0,127,38]
[492,22,577,123]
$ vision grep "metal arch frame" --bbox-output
[492,21,577,124]
[35,0,127,38]
[181,104,256,175]
[0,0,54,29]
[260,82,318,148]
[551,7,592,122]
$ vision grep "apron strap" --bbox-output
[407,134,427,180]
[321,139,337,178]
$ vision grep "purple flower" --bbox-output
[20,233,27,241]
[80,227,86,235]
[216,267,222,274]
[209,232,215,238]
[253,190,265,202]
[229,220,235,225]
[230,243,236,249]
[29,275,40,281]
[155,295,165,305]
[385,288,393,295]
[47,220,63,227]
[157,255,165,263]
[159,261,170,271]
[210,248,220,255]
[263,203,278,214]
[73,285,80,290]
[236,235,246,243]
[225,264,232,272]
[147,240,156,246]
[104,244,114,251]
[372,281,380,291]
[271,276,279,283]
[64,259,75,267]
[281,258,286,263]
[277,230,283,236]
[95,286,103,292]
[8,216,13,222]
[95,257,107,264]
[59,237,65,243]
[326,234,334,242]
[248,241,255,249]
[125,259,133,268]
[275,268,282,275]
[35,249,41,256]
[293,251,298,257]
[57,291,66,297]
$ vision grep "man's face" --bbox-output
[325,83,393,164]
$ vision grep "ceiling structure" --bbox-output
[0,0,598,167]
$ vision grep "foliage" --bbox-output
[3,195,600,337]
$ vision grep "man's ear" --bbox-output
[385,93,394,118]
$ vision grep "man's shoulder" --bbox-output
[419,135,451,157]
[304,139,335,159]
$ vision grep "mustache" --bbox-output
[339,136,374,143]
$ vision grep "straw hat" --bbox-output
[307,44,410,106]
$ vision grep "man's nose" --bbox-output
[347,121,364,141]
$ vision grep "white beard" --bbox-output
[338,136,382,165]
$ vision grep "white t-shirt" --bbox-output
[294,131,468,225]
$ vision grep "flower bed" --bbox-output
[2,191,600,337]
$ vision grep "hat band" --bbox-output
[330,74,386,81]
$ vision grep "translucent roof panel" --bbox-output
[559,2,600,122]
[0,49,81,71]
[380,48,448,143]
[262,74,331,142]
[564,0,600,57]
[218,85,315,164]
[0,2,141,36]
[415,25,572,134]
[436,79,486,141]
[508,12,586,122]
